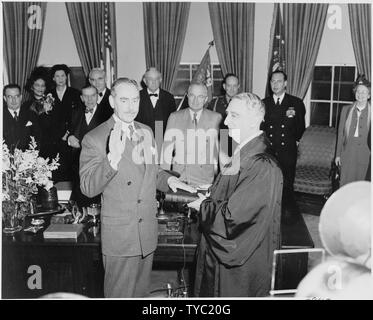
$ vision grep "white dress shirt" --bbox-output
[273,92,285,105]
[85,105,97,125]
[148,88,160,108]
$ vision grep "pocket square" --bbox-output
[25,121,33,127]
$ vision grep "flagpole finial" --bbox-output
[208,40,214,47]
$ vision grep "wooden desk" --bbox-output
[2,214,313,298]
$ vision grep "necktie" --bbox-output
[149,93,158,97]
[128,124,134,141]
[13,111,18,121]
[85,108,94,114]
[276,97,280,107]
[99,92,103,97]
[193,112,198,127]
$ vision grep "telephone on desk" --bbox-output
[156,187,209,237]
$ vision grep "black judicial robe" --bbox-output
[194,133,283,297]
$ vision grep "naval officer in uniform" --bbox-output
[262,70,306,223]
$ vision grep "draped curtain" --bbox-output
[66,2,117,79]
[348,3,371,80]
[209,3,255,92]
[143,2,190,91]
[3,2,47,97]
[283,3,328,99]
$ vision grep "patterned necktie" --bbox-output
[276,97,280,107]
[85,108,94,114]
[128,124,134,141]
[13,111,18,121]
[193,112,198,127]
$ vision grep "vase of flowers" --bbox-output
[2,137,60,234]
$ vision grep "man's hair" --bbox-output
[50,64,70,78]
[271,70,287,81]
[3,84,21,96]
[188,82,208,95]
[81,84,98,94]
[223,73,239,84]
[144,67,162,79]
[111,78,138,96]
[89,68,106,79]
[232,92,265,120]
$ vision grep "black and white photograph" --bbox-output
[1,0,371,304]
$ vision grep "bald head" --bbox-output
[187,82,208,111]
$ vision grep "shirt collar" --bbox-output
[273,92,285,104]
[189,108,203,122]
[234,130,263,155]
[113,113,136,133]
[8,107,20,115]
[85,104,98,114]
[147,88,160,96]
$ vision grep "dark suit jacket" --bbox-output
[135,88,176,135]
[97,88,113,121]
[262,93,306,166]
[3,103,42,151]
[80,117,172,257]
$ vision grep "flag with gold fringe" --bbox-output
[266,3,286,96]
[177,41,214,110]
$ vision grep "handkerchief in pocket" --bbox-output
[25,121,33,127]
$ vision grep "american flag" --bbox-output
[101,2,114,88]
[177,41,214,111]
[266,3,286,96]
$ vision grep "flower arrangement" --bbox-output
[31,93,55,115]
[2,137,60,221]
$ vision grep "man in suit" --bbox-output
[135,67,176,138]
[68,85,110,208]
[262,70,306,223]
[79,78,196,298]
[88,68,113,121]
[161,83,222,187]
[207,73,240,158]
[3,84,42,151]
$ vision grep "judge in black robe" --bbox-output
[189,93,283,297]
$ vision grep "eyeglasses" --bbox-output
[187,94,207,101]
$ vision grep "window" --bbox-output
[310,65,356,127]
[171,63,223,107]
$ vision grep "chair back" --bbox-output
[297,125,336,168]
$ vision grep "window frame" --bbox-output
[172,62,223,100]
[310,64,357,127]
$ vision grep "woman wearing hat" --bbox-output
[335,75,371,186]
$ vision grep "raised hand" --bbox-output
[109,121,126,161]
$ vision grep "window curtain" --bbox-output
[208,3,255,92]
[143,2,190,92]
[66,2,117,79]
[3,2,47,97]
[348,3,371,80]
[283,3,328,99]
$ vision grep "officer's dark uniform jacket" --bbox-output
[262,93,306,166]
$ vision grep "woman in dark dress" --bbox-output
[36,64,81,182]
[23,66,52,114]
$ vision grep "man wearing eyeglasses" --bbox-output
[161,82,222,187]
